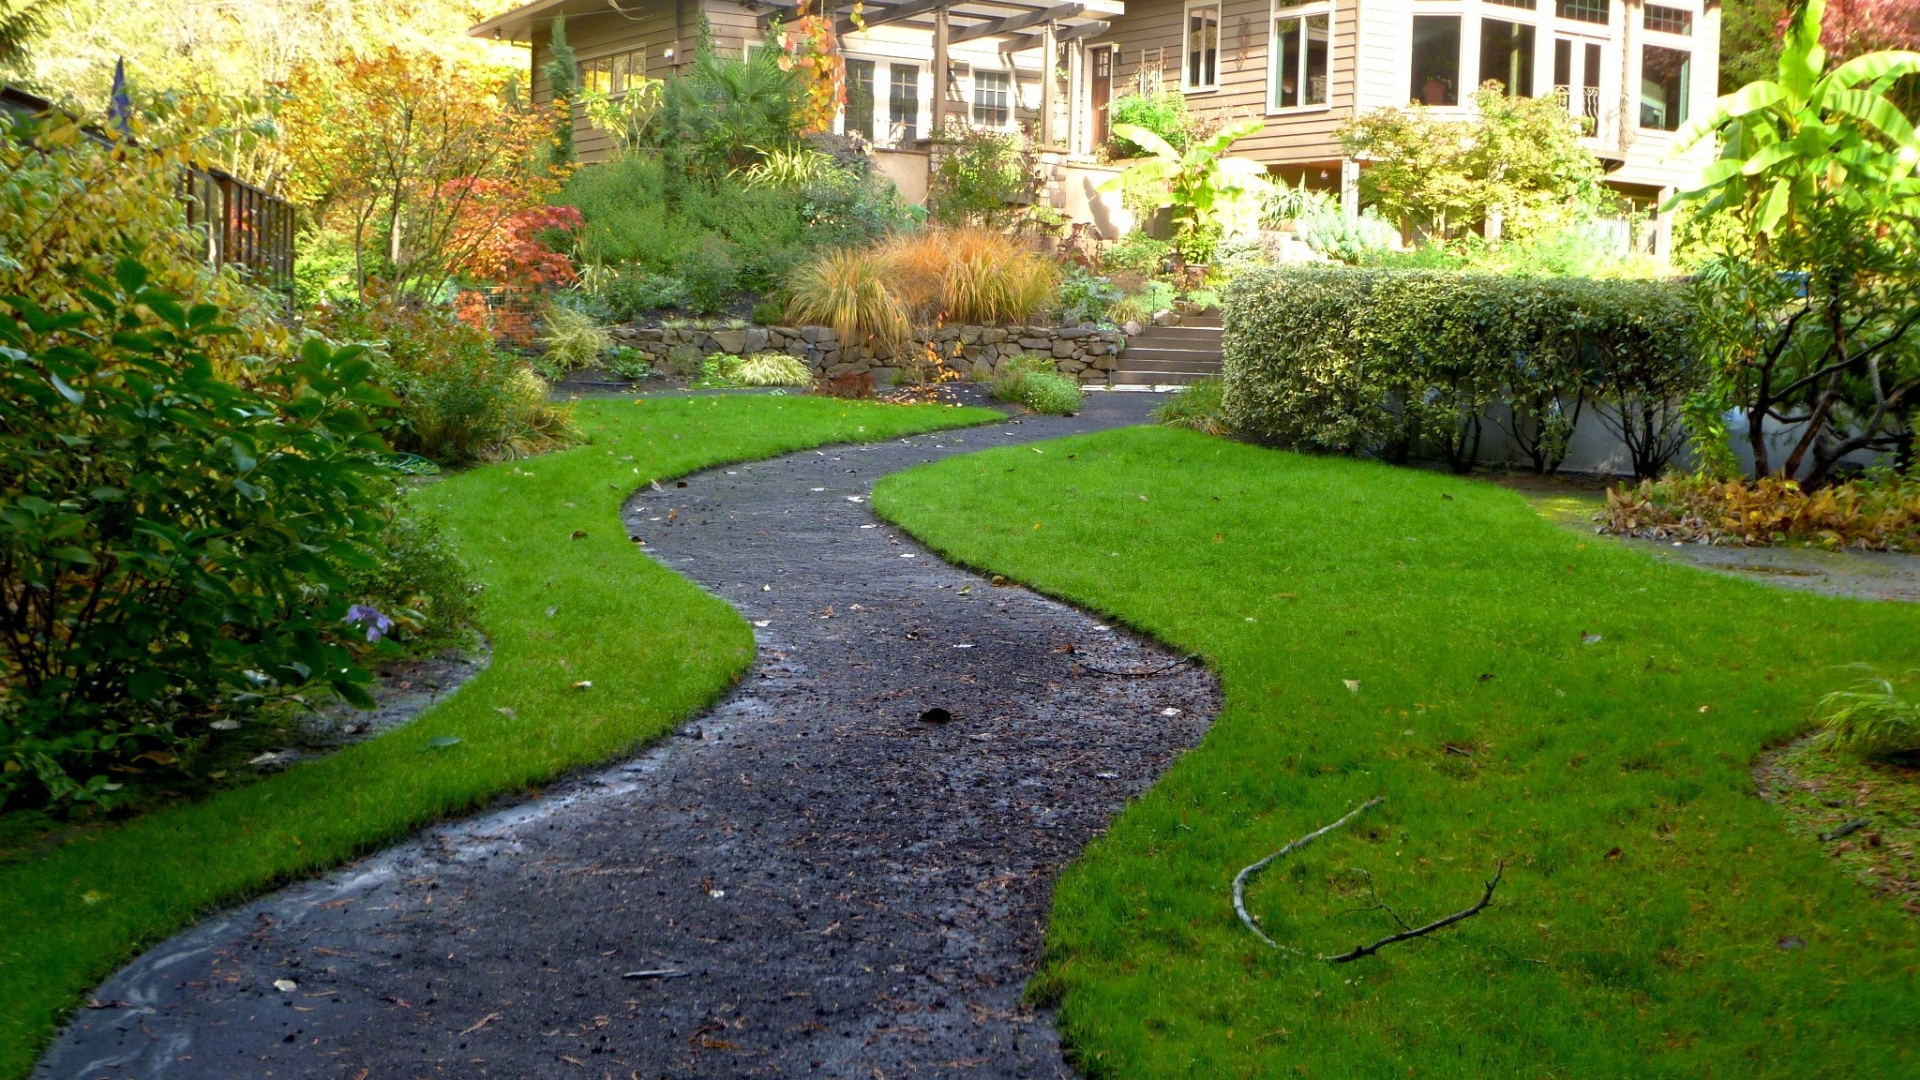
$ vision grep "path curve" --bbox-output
[40,391,1219,1080]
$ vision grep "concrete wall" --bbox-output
[871,148,931,206]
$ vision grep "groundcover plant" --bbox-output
[874,425,1920,1079]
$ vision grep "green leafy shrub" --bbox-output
[1100,232,1172,276]
[1222,265,1700,476]
[929,122,1040,229]
[539,303,612,373]
[1107,90,1195,159]
[1021,371,1085,415]
[312,302,577,465]
[692,353,744,388]
[1055,268,1125,325]
[1153,377,1229,435]
[1817,672,1920,759]
[345,510,478,652]
[604,346,652,381]
[732,352,814,386]
[991,353,1056,403]
[0,261,397,806]
[591,265,690,320]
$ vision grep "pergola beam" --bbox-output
[837,0,948,36]
[947,2,1083,44]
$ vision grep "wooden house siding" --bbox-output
[1089,0,1354,168]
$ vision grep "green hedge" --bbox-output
[1221,266,1703,476]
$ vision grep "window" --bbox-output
[1555,0,1610,24]
[1640,44,1690,130]
[1479,19,1535,96]
[1410,15,1461,105]
[973,70,1012,127]
[579,49,647,96]
[846,58,876,140]
[889,63,920,142]
[581,57,613,95]
[1485,0,1535,8]
[1644,4,1692,34]
[1553,38,1603,127]
[1272,6,1330,110]
[1186,3,1220,90]
[1090,45,1114,147]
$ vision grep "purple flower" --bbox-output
[345,604,395,643]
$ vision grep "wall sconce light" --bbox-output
[664,47,676,63]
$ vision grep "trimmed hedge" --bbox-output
[1221,266,1703,476]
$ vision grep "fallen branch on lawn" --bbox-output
[1321,860,1504,964]
[1233,797,1385,952]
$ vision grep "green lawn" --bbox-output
[0,394,994,1079]
[873,426,1920,1079]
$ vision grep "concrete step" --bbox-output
[1177,310,1223,329]
[1117,346,1223,366]
[1110,356,1223,375]
[1109,369,1218,386]
[1127,326,1223,347]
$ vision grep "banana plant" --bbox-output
[1669,0,1920,236]
[1103,118,1270,259]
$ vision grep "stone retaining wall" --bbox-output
[607,322,1125,386]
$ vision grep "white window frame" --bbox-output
[1267,0,1335,114]
[839,54,880,142]
[884,60,926,146]
[1634,25,1695,133]
[1183,1,1221,93]
[971,69,1015,130]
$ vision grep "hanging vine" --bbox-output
[780,0,850,135]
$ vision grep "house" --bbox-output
[471,0,1716,242]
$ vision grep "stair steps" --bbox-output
[1111,311,1223,387]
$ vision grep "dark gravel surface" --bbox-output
[40,390,1219,1080]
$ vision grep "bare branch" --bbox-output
[1232,797,1385,952]
[1322,860,1505,964]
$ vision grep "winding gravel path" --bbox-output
[40,391,1219,1080]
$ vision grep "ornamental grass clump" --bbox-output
[1600,473,1920,551]
[732,352,814,386]
[788,230,1059,348]
[1152,377,1230,435]
[538,303,613,373]
[786,247,912,350]
[1020,372,1084,416]
[1817,673,1920,759]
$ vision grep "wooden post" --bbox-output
[1039,21,1057,147]
[932,7,950,136]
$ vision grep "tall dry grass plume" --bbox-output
[788,229,1059,347]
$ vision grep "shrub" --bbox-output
[991,353,1056,403]
[1153,377,1229,435]
[345,510,478,652]
[1817,673,1920,759]
[1054,268,1125,325]
[1107,90,1195,158]
[732,352,814,386]
[0,262,397,806]
[1599,473,1920,551]
[929,122,1040,229]
[1100,232,1172,276]
[786,247,912,349]
[1222,266,1700,476]
[1021,372,1085,415]
[539,303,612,373]
[312,302,577,465]
[590,265,690,320]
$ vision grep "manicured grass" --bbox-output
[0,394,994,1079]
[874,426,1920,1079]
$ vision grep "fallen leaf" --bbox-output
[1343,680,1360,693]
[570,680,593,690]
[274,979,298,993]
[422,735,461,750]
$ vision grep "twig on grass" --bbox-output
[1233,797,1385,952]
[1321,861,1505,964]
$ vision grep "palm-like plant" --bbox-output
[1103,119,1269,262]
[1671,0,1920,236]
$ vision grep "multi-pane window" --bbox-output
[1554,37,1604,129]
[1644,4,1692,34]
[845,58,876,140]
[973,70,1012,127]
[1479,18,1535,96]
[1640,43,1690,130]
[1484,0,1535,8]
[1410,15,1461,105]
[889,63,920,142]
[1555,0,1610,24]
[1186,3,1220,90]
[580,48,647,96]
[1272,5,1330,110]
